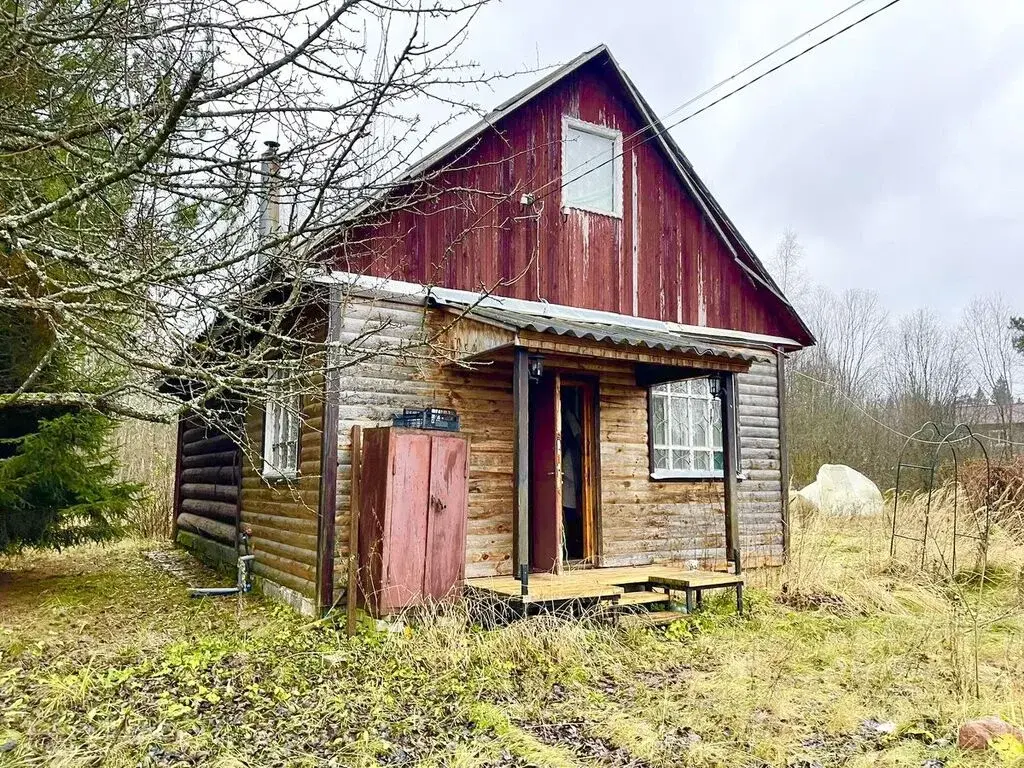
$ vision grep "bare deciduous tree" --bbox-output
[960,293,1020,451]
[767,227,809,311]
[884,308,967,428]
[1,0,515,453]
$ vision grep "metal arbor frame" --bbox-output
[891,422,992,576]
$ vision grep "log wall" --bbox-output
[239,379,325,600]
[332,298,515,581]
[174,417,241,554]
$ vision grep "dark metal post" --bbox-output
[512,347,530,578]
[721,372,741,574]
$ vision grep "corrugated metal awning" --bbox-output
[431,297,771,364]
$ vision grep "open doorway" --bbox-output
[529,374,600,572]
[560,384,586,562]
[560,378,597,566]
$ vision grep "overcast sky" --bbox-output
[440,0,1024,321]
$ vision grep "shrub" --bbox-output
[962,456,1024,545]
[0,412,144,553]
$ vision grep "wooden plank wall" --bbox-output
[529,353,724,567]
[337,53,811,346]
[239,379,325,598]
[329,298,787,578]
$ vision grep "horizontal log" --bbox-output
[252,559,315,597]
[252,548,316,582]
[181,497,239,521]
[241,493,319,514]
[253,535,318,567]
[182,465,238,485]
[181,450,239,470]
[176,512,236,545]
[183,434,236,457]
[246,524,317,553]
[241,510,318,535]
[180,482,238,503]
[182,426,214,444]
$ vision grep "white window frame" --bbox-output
[262,364,301,481]
[648,377,724,480]
[561,116,623,218]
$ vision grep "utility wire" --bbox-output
[535,0,905,203]
[556,0,874,186]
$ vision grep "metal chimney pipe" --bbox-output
[258,140,281,239]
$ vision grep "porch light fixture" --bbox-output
[708,374,724,399]
[528,354,544,382]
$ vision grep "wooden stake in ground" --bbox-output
[347,425,362,637]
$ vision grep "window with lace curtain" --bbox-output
[648,377,724,479]
[262,365,301,479]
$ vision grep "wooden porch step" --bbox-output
[619,610,686,629]
[614,590,669,607]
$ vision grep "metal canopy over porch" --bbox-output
[431,294,770,597]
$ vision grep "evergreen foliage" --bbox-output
[0,412,143,554]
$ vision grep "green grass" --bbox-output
[1,508,1023,767]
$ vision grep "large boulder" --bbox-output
[790,480,823,519]
[790,464,883,517]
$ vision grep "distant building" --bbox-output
[956,402,1021,451]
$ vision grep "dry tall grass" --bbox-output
[111,419,176,540]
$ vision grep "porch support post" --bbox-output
[721,371,742,574]
[315,285,343,614]
[512,346,530,578]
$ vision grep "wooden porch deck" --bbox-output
[466,565,743,606]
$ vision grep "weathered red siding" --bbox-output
[337,55,804,342]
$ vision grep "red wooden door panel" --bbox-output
[379,432,432,613]
[423,435,469,600]
[530,374,561,573]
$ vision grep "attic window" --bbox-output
[562,117,622,217]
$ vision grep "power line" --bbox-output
[557,0,874,186]
[537,0,905,203]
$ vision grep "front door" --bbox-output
[529,373,560,572]
[529,373,599,572]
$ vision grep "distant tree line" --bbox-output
[770,230,1022,490]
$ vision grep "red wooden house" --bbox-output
[171,45,813,617]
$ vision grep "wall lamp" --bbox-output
[708,373,724,399]
[528,354,544,382]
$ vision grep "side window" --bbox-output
[262,364,301,479]
[649,377,724,479]
[562,117,622,217]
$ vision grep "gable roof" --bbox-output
[352,44,814,347]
